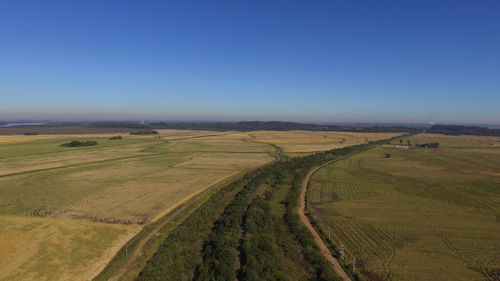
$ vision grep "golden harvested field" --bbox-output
[0,215,140,281]
[247,130,403,156]
[0,129,403,280]
[309,134,500,281]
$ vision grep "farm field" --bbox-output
[0,129,402,280]
[0,130,274,281]
[247,130,402,156]
[0,215,140,281]
[309,134,500,281]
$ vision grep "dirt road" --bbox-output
[298,160,352,281]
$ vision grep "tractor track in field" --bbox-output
[299,159,352,281]
[0,152,176,178]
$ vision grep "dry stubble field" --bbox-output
[0,129,400,280]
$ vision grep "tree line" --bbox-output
[129,130,158,135]
[428,125,500,136]
[88,121,423,133]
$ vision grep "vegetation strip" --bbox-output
[140,137,400,281]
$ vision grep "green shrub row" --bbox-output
[129,130,158,135]
[137,170,264,281]
[240,196,289,281]
[60,140,98,147]
[193,168,273,281]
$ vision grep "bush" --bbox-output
[108,135,122,140]
[129,130,158,135]
[60,140,98,147]
[417,142,439,148]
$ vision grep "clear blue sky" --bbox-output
[1,0,499,124]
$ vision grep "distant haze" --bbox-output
[1,1,499,124]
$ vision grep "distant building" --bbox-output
[395,145,410,149]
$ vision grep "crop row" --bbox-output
[309,179,377,203]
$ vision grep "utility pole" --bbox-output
[339,243,345,260]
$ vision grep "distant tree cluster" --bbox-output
[24,132,39,135]
[151,121,422,133]
[129,130,158,135]
[428,125,500,136]
[60,140,98,147]
[108,135,122,140]
[417,142,439,148]
[396,139,439,149]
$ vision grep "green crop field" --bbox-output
[309,134,500,281]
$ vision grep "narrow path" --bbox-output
[298,160,352,281]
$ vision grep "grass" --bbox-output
[0,133,274,223]
[309,134,500,281]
